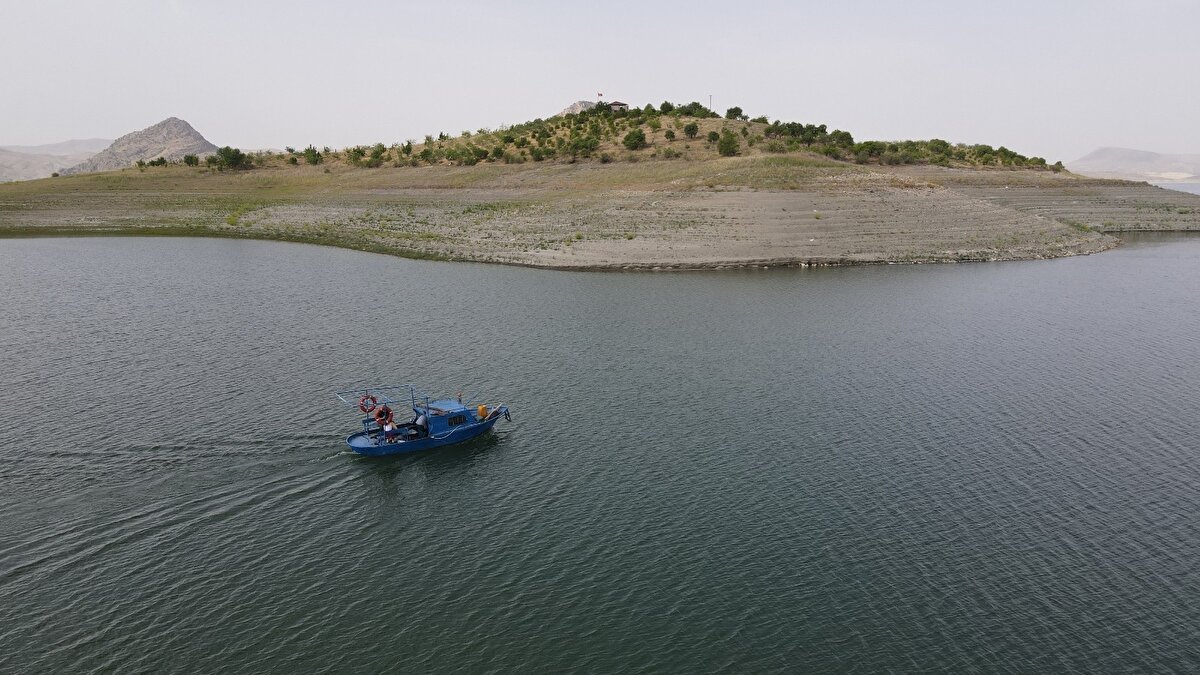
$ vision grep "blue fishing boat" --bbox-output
[334,385,511,456]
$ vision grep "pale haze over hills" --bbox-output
[1069,147,1200,183]
[0,138,114,182]
[1,2,1197,163]
[0,139,112,156]
[0,148,96,182]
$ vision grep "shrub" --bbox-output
[303,145,323,165]
[214,146,251,169]
[664,129,675,141]
[676,101,717,118]
[683,122,699,139]
[568,135,600,158]
[288,156,299,165]
[828,130,854,148]
[717,130,739,156]
[183,154,199,166]
[706,131,720,144]
[623,128,647,150]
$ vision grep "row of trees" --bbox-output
[132,147,251,171]
[257,98,1059,170]
[846,139,1057,168]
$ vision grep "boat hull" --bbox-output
[346,415,502,456]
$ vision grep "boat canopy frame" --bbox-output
[334,384,482,414]
[334,384,423,412]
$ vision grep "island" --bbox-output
[3,101,1199,270]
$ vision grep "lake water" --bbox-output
[2,235,1200,672]
[1156,182,1200,196]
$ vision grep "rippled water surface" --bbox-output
[3,236,1200,672]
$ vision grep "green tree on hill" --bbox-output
[683,122,699,139]
[706,131,719,144]
[664,129,676,141]
[215,146,251,170]
[660,101,675,114]
[718,130,739,156]
[623,128,647,150]
[183,154,199,166]
[828,130,854,148]
[725,106,743,120]
[675,101,717,118]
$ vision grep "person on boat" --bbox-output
[374,404,393,429]
[382,419,399,444]
[415,412,428,437]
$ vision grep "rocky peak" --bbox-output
[62,117,218,175]
[557,101,597,116]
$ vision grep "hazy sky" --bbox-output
[3,0,1197,161]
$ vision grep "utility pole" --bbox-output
[709,94,713,112]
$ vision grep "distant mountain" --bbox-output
[62,118,217,175]
[0,147,95,182]
[0,138,112,182]
[557,100,597,116]
[0,139,112,156]
[1069,147,1200,182]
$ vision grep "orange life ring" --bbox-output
[358,394,378,413]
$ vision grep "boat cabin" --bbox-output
[414,398,484,435]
